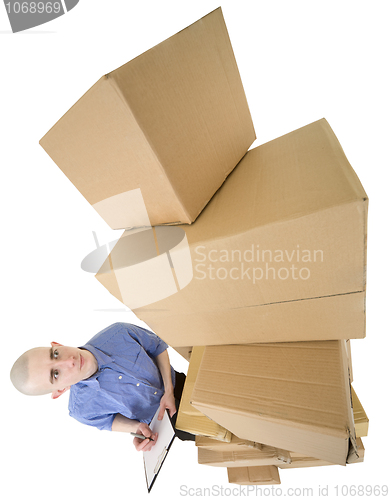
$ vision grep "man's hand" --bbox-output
[133,422,158,452]
[158,390,177,420]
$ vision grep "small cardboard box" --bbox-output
[175,411,231,442]
[39,8,255,229]
[278,438,365,469]
[175,346,231,440]
[227,466,281,485]
[198,446,291,468]
[178,346,206,417]
[191,340,359,465]
[196,434,262,452]
[200,438,364,470]
[97,118,367,345]
[351,387,369,437]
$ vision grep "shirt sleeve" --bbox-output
[69,384,116,431]
[118,323,169,358]
[69,409,116,431]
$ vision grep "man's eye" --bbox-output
[53,370,59,380]
[53,350,59,359]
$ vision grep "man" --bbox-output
[10,322,193,451]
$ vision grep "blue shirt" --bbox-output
[68,322,176,431]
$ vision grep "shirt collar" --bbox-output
[66,343,114,393]
[71,345,110,390]
[79,344,115,375]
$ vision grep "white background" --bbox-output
[1,0,389,498]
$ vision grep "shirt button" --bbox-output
[154,392,157,395]
[118,376,122,380]
[136,383,140,386]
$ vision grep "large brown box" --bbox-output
[97,118,367,345]
[191,340,360,466]
[39,8,255,229]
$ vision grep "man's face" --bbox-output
[27,343,97,397]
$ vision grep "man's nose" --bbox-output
[58,356,76,368]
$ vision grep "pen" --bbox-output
[131,432,154,441]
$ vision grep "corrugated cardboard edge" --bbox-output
[340,340,359,464]
[346,340,353,382]
[135,291,366,346]
[351,386,369,438]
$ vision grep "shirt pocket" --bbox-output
[113,338,142,369]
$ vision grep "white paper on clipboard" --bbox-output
[143,408,176,492]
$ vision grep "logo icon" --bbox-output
[3,0,79,33]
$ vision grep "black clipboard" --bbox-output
[143,408,176,492]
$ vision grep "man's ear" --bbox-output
[51,341,63,347]
[51,387,70,400]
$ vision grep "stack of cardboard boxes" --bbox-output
[39,8,369,485]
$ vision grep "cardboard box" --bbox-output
[175,346,231,440]
[200,438,364,470]
[196,434,262,452]
[97,118,367,345]
[278,438,365,469]
[352,387,369,437]
[39,8,255,229]
[191,340,359,465]
[227,466,281,485]
[226,443,363,485]
[198,446,291,468]
[175,411,231,442]
[178,347,205,417]
[195,394,366,457]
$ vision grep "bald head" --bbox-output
[10,343,99,399]
[10,348,51,396]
